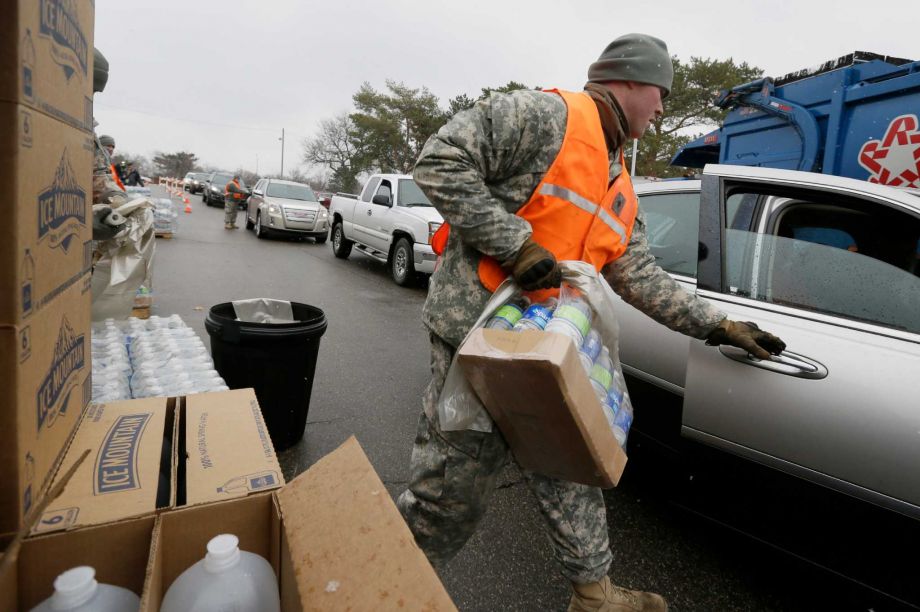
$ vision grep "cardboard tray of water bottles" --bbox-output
[457,267,633,489]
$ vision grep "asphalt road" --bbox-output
[148,186,869,612]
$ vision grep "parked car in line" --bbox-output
[617,164,920,607]
[202,172,244,207]
[328,174,442,286]
[186,172,210,194]
[245,178,329,242]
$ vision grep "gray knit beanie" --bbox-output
[99,134,115,148]
[587,33,673,98]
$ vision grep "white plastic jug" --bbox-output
[160,533,280,612]
[29,566,140,612]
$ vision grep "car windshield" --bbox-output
[212,174,233,185]
[398,179,433,207]
[266,183,317,201]
[194,173,209,180]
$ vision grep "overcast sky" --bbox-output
[94,0,916,178]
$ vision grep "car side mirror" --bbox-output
[253,190,263,196]
[372,194,392,206]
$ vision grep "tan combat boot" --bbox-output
[568,576,668,612]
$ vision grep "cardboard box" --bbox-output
[142,437,456,612]
[0,279,91,534]
[0,101,94,324]
[458,328,627,488]
[0,0,95,132]
[0,516,155,611]
[32,389,283,535]
[30,398,173,535]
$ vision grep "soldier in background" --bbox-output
[397,34,786,612]
[98,134,126,190]
[223,174,247,229]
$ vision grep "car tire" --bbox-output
[331,221,352,259]
[314,232,328,245]
[255,212,268,239]
[245,214,254,230]
[391,237,415,287]
[203,192,210,206]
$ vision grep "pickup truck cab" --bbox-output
[329,174,443,286]
[620,164,920,605]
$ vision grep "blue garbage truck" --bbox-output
[672,51,920,187]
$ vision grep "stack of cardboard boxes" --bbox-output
[0,0,96,539]
[0,3,456,609]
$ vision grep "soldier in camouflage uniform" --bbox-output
[396,34,786,612]
[92,48,128,241]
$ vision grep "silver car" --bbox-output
[246,179,330,242]
[619,165,920,604]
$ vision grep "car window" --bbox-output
[375,180,392,203]
[361,177,382,202]
[397,179,432,207]
[266,183,316,201]
[637,191,700,278]
[724,189,920,334]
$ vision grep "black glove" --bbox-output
[706,319,786,360]
[510,238,562,291]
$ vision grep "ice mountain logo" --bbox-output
[37,316,84,431]
[38,0,88,80]
[38,150,86,253]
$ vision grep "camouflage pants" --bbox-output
[224,198,240,225]
[396,333,612,584]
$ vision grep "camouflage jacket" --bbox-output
[414,90,725,348]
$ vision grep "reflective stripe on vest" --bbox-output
[476,89,639,296]
[225,180,243,199]
[110,164,126,191]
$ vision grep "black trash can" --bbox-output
[205,302,327,451]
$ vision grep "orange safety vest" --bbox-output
[110,163,126,191]
[225,179,244,200]
[432,89,639,300]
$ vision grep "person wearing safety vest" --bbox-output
[98,134,126,191]
[396,34,786,612]
[223,174,246,229]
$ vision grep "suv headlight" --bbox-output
[428,222,442,244]
[268,204,280,214]
[319,209,328,219]
[211,186,220,193]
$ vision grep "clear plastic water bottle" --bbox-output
[485,296,531,330]
[160,534,280,612]
[513,297,558,331]
[578,329,603,374]
[29,566,140,612]
[612,397,634,448]
[588,347,613,402]
[544,295,592,349]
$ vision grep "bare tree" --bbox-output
[302,113,361,192]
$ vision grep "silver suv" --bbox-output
[620,166,920,605]
[245,179,330,242]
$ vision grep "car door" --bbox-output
[682,166,920,517]
[351,177,381,247]
[362,179,395,252]
[249,179,265,223]
[615,184,702,393]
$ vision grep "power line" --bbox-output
[94,101,306,138]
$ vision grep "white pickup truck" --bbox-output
[329,174,443,286]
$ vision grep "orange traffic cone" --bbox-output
[184,200,192,214]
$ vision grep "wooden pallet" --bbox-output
[155,232,174,239]
[130,306,150,319]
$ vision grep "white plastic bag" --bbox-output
[232,298,295,324]
[436,260,630,432]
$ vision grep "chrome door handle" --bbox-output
[366,210,372,216]
[718,346,828,379]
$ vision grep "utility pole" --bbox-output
[279,128,285,178]
[630,139,638,176]
[255,154,259,176]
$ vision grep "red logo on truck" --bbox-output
[858,114,920,188]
